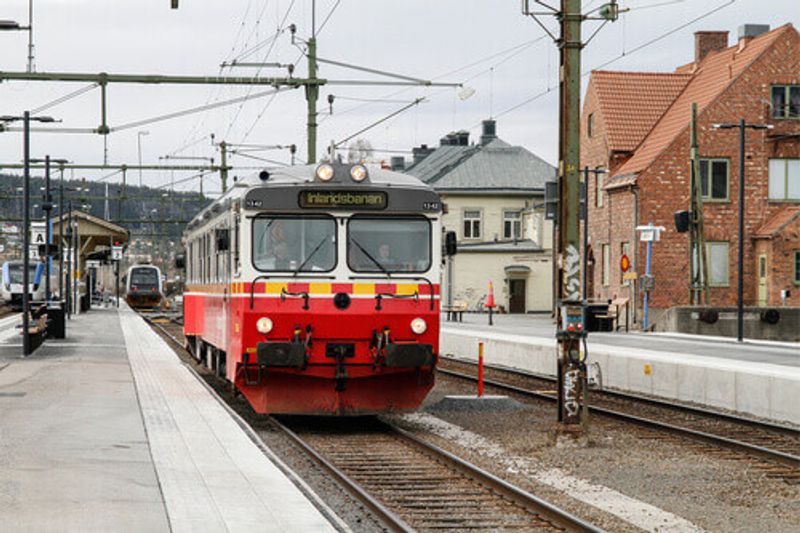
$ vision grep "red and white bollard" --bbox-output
[478,341,484,397]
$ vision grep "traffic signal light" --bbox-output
[674,210,690,233]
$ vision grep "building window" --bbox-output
[795,250,800,285]
[771,85,800,119]
[463,209,481,239]
[768,159,800,201]
[595,173,604,208]
[620,241,630,284]
[602,243,610,287]
[699,158,729,201]
[503,210,522,239]
[587,113,594,138]
[706,241,729,287]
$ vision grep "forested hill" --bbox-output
[0,173,211,240]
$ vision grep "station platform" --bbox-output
[441,313,800,426]
[0,304,340,532]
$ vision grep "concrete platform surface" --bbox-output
[0,305,340,532]
[441,313,800,425]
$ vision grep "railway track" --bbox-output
[142,315,603,532]
[438,357,800,484]
[273,416,601,532]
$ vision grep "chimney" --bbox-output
[480,119,497,145]
[737,24,769,50]
[412,144,434,165]
[694,31,728,63]
[390,156,406,171]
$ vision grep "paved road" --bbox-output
[443,313,800,368]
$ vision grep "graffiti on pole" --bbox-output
[563,366,581,418]
[563,244,581,301]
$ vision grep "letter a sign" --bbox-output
[31,222,46,246]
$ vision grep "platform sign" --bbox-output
[636,224,665,242]
[31,222,46,247]
[111,246,123,261]
[620,254,630,273]
[86,260,101,269]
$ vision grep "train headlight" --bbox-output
[350,164,368,182]
[256,317,274,334]
[410,317,427,335]
[315,163,335,181]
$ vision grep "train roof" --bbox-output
[187,163,438,231]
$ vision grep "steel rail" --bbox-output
[385,422,604,532]
[269,417,414,533]
[437,363,800,470]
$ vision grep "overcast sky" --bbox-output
[0,0,797,194]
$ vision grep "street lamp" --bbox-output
[0,0,35,72]
[137,131,150,187]
[0,112,56,356]
[711,120,773,342]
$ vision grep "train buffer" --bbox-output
[0,304,342,531]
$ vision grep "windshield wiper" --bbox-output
[350,238,391,278]
[293,237,328,276]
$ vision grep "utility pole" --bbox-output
[688,103,709,305]
[27,0,34,73]
[306,5,320,164]
[523,0,618,438]
[22,112,31,356]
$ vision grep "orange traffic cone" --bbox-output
[486,281,496,308]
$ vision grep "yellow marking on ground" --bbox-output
[353,283,375,295]
[644,363,652,376]
[309,282,332,294]
[395,283,418,296]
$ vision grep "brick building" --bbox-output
[581,23,800,319]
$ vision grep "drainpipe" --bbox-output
[631,185,639,325]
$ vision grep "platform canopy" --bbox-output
[52,211,129,261]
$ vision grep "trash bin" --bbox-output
[47,300,66,339]
[80,293,90,312]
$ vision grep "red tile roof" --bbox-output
[753,206,800,238]
[591,71,691,153]
[610,24,794,178]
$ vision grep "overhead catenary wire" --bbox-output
[483,0,737,125]
[111,86,294,133]
[31,83,98,115]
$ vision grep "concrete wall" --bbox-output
[654,306,800,342]
[440,326,800,425]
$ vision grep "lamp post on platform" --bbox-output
[712,120,772,342]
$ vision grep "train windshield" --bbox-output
[347,217,431,273]
[7,264,38,284]
[253,216,336,272]
[131,268,159,287]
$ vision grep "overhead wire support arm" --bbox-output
[334,98,425,149]
[314,56,432,85]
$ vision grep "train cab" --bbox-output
[183,162,453,415]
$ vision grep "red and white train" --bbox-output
[182,162,455,415]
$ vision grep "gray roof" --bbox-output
[406,139,555,192]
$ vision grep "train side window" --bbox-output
[233,216,240,276]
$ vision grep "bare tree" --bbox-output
[347,139,374,164]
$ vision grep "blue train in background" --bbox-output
[1,260,47,309]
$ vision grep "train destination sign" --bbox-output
[299,190,388,210]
